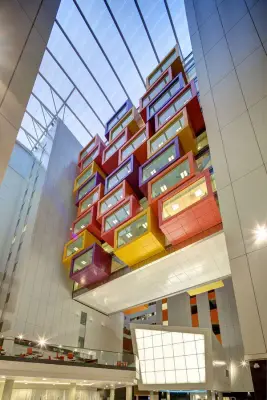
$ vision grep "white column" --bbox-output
[1,379,14,400]
[110,389,115,400]
[68,384,76,400]
[167,393,171,400]
[207,391,216,400]
[126,386,132,400]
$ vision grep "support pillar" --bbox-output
[250,360,267,400]
[126,386,132,400]
[110,388,115,400]
[207,391,216,400]
[166,393,170,400]
[1,379,14,400]
[68,383,76,400]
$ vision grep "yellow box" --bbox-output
[62,230,100,268]
[147,108,197,159]
[73,161,106,193]
[114,207,165,267]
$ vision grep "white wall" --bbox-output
[2,121,123,352]
[11,388,100,400]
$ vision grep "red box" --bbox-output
[79,142,106,173]
[97,180,136,223]
[158,171,221,245]
[153,81,205,135]
[118,124,153,166]
[101,196,140,247]
[71,204,101,241]
[78,135,104,166]
[101,128,133,174]
[77,184,104,217]
[147,152,197,216]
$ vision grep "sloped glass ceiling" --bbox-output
[18,0,192,152]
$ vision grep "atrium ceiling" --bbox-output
[17,0,191,152]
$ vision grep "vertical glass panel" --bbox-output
[196,131,208,152]
[100,188,124,215]
[149,50,177,86]
[142,144,176,182]
[149,78,181,117]
[80,190,99,214]
[151,159,190,199]
[80,140,96,161]
[117,214,148,247]
[158,89,192,128]
[107,161,132,191]
[121,128,146,161]
[78,176,96,201]
[162,177,208,220]
[104,203,131,232]
[143,75,170,108]
[73,212,92,234]
[66,236,83,256]
[73,248,93,272]
[107,103,128,132]
[105,133,127,161]
[150,115,184,154]
[83,148,99,169]
[196,151,211,171]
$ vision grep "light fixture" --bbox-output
[113,219,118,225]
[1,376,5,379]
[142,223,148,229]
[59,345,62,349]
[150,169,156,176]
[37,336,48,348]
[171,204,179,211]
[213,360,226,366]
[180,170,188,178]
[70,228,72,231]
[81,261,87,265]
[195,189,203,197]
[255,225,267,242]
[126,232,133,238]
[73,247,79,251]
[18,334,24,340]
[42,378,47,381]
[168,155,174,162]
[160,185,167,192]
[80,225,85,229]
[108,203,112,208]
[241,360,248,367]
[158,142,164,148]
[74,349,77,352]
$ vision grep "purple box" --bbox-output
[105,99,133,141]
[76,172,105,206]
[104,154,143,198]
[146,73,185,128]
[139,137,181,197]
[70,243,112,286]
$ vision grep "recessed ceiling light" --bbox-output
[73,247,79,251]
[171,203,179,211]
[195,189,203,197]
[42,378,46,381]
[255,225,267,242]
[81,261,87,265]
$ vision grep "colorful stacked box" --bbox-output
[63,45,222,288]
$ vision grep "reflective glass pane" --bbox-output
[80,190,99,214]
[149,50,177,86]
[158,88,192,127]
[162,177,208,220]
[107,161,132,191]
[117,214,148,247]
[76,166,93,188]
[104,203,130,232]
[80,139,96,161]
[121,129,146,161]
[78,176,96,200]
[196,131,208,152]
[66,236,83,256]
[107,103,128,132]
[143,75,170,107]
[142,144,176,182]
[83,148,98,169]
[73,248,93,272]
[196,151,211,171]
[151,159,190,199]
[100,188,124,215]
[150,116,184,154]
[149,78,181,117]
[105,134,127,161]
[73,212,92,234]
[110,112,133,142]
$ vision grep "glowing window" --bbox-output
[149,78,181,118]
[162,177,208,220]
[78,176,96,201]
[66,236,83,257]
[149,50,177,86]
[104,202,130,232]
[73,248,93,273]
[73,212,92,235]
[142,144,176,183]
[80,191,99,214]
[143,74,170,108]
[105,134,127,161]
[76,166,93,189]
[82,147,98,170]
[121,129,146,161]
[107,160,132,192]
[110,112,133,142]
[117,214,148,248]
[158,89,192,128]
[150,116,184,155]
[100,188,124,215]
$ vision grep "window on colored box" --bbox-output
[105,134,127,161]
[100,188,124,215]
[142,144,176,182]
[76,166,93,188]
[196,151,211,172]
[196,131,208,152]
[80,140,96,160]
[149,50,177,86]
[150,116,184,155]
[122,129,146,161]
[110,112,133,142]
[107,161,131,191]
[151,159,190,199]
[73,212,92,234]
[73,248,93,273]
[66,236,83,257]
[143,74,170,108]
[104,203,130,231]
[158,89,192,128]
[117,214,148,247]
[82,148,98,170]
[149,78,181,118]
[80,191,99,214]
[107,103,127,132]
[162,177,208,220]
[78,177,95,201]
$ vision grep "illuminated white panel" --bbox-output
[135,329,206,384]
